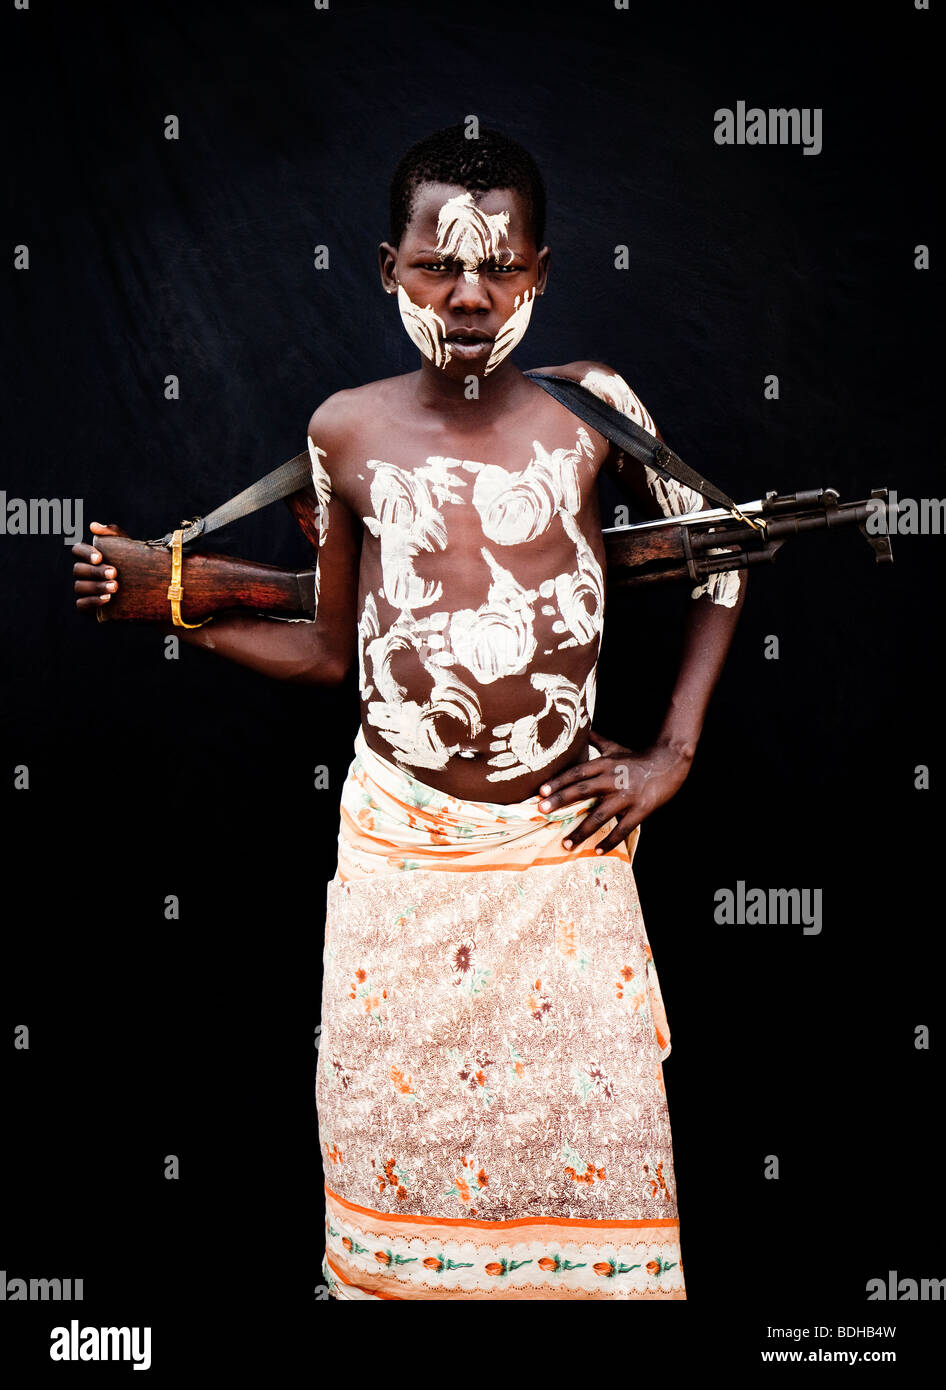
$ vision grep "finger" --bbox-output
[74,543,105,563]
[541,774,612,811]
[562,794,629,849]
[74,578,118,595]
[76,593,112,611]
[73,563,117,581]
[539,760,604,804]
[594,813,644,856]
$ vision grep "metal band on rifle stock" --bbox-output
[680,522,698,582]
[166,529,212,629]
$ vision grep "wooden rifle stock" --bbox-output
[94,535,316,624]
[95,485,894,625]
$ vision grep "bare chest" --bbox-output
[344,421,609,791]
[345,419,606,580]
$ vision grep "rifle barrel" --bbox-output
[605,490,893,586]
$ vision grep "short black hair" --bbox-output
[389,124,546,247]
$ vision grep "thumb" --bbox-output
[589,727,631,759]
[589,728,614,750]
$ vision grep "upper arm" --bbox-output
[559,360,713,522]
[557,362,743,608]
[301,396,362,679]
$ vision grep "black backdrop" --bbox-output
[3,0,942,1369]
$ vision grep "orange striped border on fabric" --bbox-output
[323,1185,686,1300]
[326,1183,680,1232]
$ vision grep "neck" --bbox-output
[412,357,528,424]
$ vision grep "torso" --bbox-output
[327,366,616,804]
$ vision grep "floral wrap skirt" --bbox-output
[316,726,685,1299]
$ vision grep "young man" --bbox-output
[74,126,745,1299]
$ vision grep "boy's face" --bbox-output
[379,181,550,380]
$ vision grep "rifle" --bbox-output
[604,486,895,589]
[93,485,895,626]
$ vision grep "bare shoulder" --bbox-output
[306,374,415,483]
[308,381,378,446]
[530,358,619,384]
[529,360,659,437]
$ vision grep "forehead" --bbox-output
[404,181,533,247]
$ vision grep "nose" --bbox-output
[446,271,491,314]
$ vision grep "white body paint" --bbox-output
[308,438,332,544]
[486,673,589,782]
[358,425,602,779]
[362,455,467,610]
[357,591,379,699]
[308,437,332,604]
[448,548,539,684]
[551,510,605,649]
[365,615,485,770]
[315,365,722,783]
[461,430,591,545]
[583,665,597,725]
[579,367,742,608]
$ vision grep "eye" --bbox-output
[419,261,451,272]
[488,262,521,274]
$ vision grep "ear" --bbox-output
[535,245,551,296]
[378,241,399,294]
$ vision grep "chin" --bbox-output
[437,356,489,381]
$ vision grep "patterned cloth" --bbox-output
[317,727,685,1299]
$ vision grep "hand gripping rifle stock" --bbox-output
[93,469,320,626]
[91,533,318,625]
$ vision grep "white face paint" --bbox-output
[396,284,452,369]
[484,288,535,376]
[394,192,536,375]
[434,192,513,284]
[578,367,742,608]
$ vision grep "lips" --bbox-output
[445,329,494,344]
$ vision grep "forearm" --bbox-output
[160,611,346,686]
[656,572,747,756]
